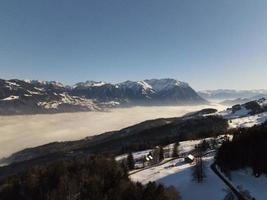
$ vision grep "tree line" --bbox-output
[216,123,267,177]
[0,156,181,200]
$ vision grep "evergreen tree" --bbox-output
[127,152,135,170]
[216,124,267,176]
[210,138,217,149]
[165,186,182,200]
[159,146,164,162]
[200,139,209,152]
[120,159,129,178]
[192,156,206,183]
[192,144,206,183]
[172,142,179,158]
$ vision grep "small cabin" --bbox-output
[184,154,195,163]
[145,155,153,161]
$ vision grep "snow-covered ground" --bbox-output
[219,106,251,120]
[229,112,267,128]
[130,156,228,200]
[116,136,229,163]
[231,169,267,200]
[1,95,19,101]
[172,140,200,155]
[128,136,234,200]
[215,97,267,128]
[116,138,210,162]
[116,149,153,161]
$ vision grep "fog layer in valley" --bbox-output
[0,103,226,158]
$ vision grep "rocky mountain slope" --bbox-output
[0,79,101,115]
[0,78,206,114]
[71,78,206,105]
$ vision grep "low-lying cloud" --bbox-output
[0,103,226,158]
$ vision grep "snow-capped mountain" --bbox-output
[73,81,107,88]
[0,79,101,115]
[0,78,206,115]
[198,89,267,100]
[71,78,206,105]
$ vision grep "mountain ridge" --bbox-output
[0,78,206,115]
[199,89,267,100]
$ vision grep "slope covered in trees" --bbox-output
[0,156,181,200]
[216,123,267,176]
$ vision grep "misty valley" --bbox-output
[0,104,225,158]
[1,1,267,199]
[0,95,267,200]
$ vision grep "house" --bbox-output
[145,154,153,161]
[184,154,195,163]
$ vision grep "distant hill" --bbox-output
[219,98,251,106]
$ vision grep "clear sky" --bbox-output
[0,0,267,90]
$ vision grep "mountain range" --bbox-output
[198,89,267,100]
[0,78,206,115]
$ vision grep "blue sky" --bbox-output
[0,0,267,90]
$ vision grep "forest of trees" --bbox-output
[0,156,181,200]
[216,123,267,176]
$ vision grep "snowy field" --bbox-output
[231,169,267,200]
[130,156,227,200]
[217,97,267,128]
[0,103,225,158]
[229,112,267,128]
[116,139,203,162]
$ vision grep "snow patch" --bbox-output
[5,81,20,87]
[137,81,153,91]
[73,81,106,88]
[1,96,19,101]
[34,87,45,92]
[27,90,41,95]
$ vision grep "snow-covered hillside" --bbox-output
[214,98,267,128]
[131,157,226,200]
[128,141,228,200]
[229,112,267,128]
